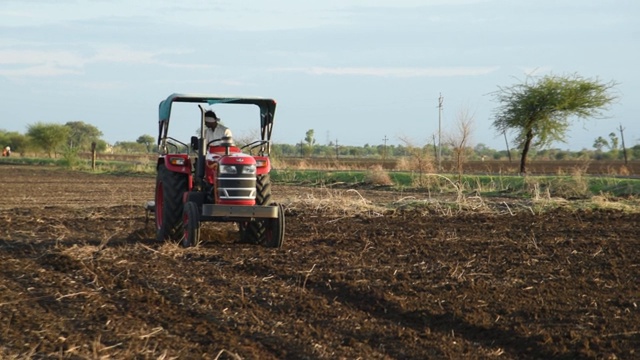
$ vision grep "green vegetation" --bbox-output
[271,168,640,199]
[492,74,617,174]
[0,155,155,174]
[2,152,637,199]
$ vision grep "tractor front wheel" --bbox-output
[238,174,272,244]
[263,203,285,248]
[182,201,200,247]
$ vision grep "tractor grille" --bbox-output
[217,175,256,200]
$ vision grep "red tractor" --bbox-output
[150,93,284,248]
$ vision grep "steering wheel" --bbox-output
[207,136,234,148]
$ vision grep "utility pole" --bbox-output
[619,124,628,165]
[432,134,438,160]
[503,131,512,162]
[335,139,339,159]
[438,93,443,171]
[382,135,388,161]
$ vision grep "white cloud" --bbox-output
[76,81,129,91]
[0,45,208,78]
[272,66,500,77]
[0,0,490,31]
[0,64,82,77]
[0,50,85,67]
[90,46,161,64]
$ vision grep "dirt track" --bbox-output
[0,165,638,359]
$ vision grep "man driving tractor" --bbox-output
[204,110,232,146]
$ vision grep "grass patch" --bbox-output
[0,156,156,175]
[271,169,640,199]
[5,156,639,200]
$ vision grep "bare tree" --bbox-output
[397,135,433,187]
[233,129,260,148]
[445,108,475,184]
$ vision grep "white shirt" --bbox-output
[205,123,233,146]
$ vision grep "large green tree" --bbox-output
[65,121,103,151]
[492,74,617,174]
[136,134,156,153]
[27,123,70,158]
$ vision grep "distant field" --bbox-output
[279,157,639,176]
[5,152,638,176]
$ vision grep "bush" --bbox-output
[364,165,393,186]
[60,147,80,169]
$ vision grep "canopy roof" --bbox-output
[158,93,277,122]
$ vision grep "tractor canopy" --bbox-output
[158,93,276,125]
[156,93,277,149]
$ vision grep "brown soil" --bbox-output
[0,165,638,359]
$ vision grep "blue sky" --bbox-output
[1,0,638,150]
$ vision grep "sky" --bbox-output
[1,0,638,151]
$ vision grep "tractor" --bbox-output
[148,93,284,248]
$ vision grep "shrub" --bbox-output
[60,147,80,169]
[364,165,393,186]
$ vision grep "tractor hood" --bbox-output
[205,152,256,165]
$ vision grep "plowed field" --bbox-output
[0,165,638,359]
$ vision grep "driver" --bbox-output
[204,110,233,146]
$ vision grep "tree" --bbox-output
[0,131,29,156]
[94,139,109,153]
[27,122,70,158]
[607,132,620,159]
[231,129,260,149]
[65,121,103,151]
[593,136,609,152]
[445,107,474,184]
[136,134,156,153]
[304,129,315,157]
[8,132,29,156]
[491,74,617,174]
[398,135,433,185]
[631,144,640,160]
[113,141,147,153]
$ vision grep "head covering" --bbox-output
[204,110,220,123]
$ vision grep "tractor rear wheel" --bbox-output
[256,174,272,205]
[155,164,188,242]
[182,201,200,247]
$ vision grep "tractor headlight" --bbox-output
[169,157,185,166]
[219,165,237,174]
[255,159,267,168]
[242,164,257,174]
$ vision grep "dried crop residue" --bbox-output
[0,165,638,359]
